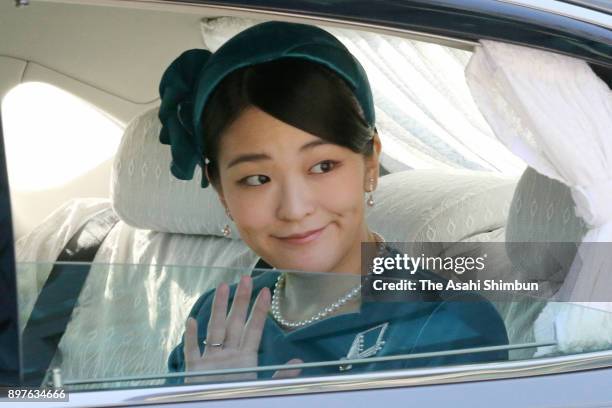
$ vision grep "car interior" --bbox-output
[1,0,611,392]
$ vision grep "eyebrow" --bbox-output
[225,139,332,169]
[226,153,270,169]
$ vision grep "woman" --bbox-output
[160,21,508,384]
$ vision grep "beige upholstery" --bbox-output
[111,108,232,237]
[367,169,516,253]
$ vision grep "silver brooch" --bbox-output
[339,322,388,371]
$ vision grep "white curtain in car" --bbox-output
[466,39,612,352]
[200,17,525,175]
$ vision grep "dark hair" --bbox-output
[201,58,375,187]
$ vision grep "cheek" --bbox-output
[222,187,276,253]
[227,191,272,231]
[219,172,265,225]
[321,166,365,216]
[237,205,270,229]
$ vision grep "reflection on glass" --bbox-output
[15,262,612,391]
[167,256,509,385]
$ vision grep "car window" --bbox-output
[1,82,123,240]
[2,1,612,404]
[16,261,612,392]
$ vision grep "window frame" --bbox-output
[2,0,612,405]
[38,349,612,405]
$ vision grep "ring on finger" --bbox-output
[202,339,224,348]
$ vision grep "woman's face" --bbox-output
[211,106,380,274]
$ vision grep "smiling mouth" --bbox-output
[275,225,328,244]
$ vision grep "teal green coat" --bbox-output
[167,262,508,383]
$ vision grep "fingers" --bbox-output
[241,287,271,352]
[183,317,201,369]
[272,358,303,379]
[205,282,229,353]
[225,275,252,349]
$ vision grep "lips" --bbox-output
[276,225,327,244]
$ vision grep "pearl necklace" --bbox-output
[270,232,386,329]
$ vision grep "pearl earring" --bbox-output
[367,177,375,207]
[221,207,232,237]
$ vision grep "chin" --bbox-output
[281,261,335,274]
[270,251,338,273]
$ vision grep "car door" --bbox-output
[1,0,612,407]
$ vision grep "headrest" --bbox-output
[505,167,587,287]
[111,108,233,237]
[367,169,517,256]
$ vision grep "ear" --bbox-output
[364,131,382,191]
[205,163,228,209]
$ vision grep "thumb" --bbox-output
[272,358,303,379]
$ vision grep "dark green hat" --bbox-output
[159,21,375,188]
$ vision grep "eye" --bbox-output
[310,160,339,174]
[241,175,270,186]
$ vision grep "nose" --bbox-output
[276,175,316,222]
